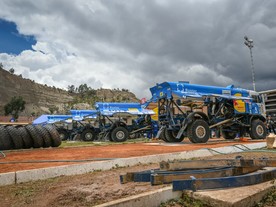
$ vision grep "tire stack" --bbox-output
[0,124,61,150]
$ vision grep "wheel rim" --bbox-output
[195,126,206,139]
[116,131,125,140]
[85,132,93,140]
[256,125,264,136]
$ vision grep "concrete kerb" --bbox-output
[95,186,182,207]
[7,142,268,184]
[0,172,16,186]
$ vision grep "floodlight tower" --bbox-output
[244,36,256,91]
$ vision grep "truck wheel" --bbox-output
[0,126,13,150]
[6,126,24,149]
[222,128,236,139]
[81,129,95,141]
[164,129,184,142]
[250,119,266,139]
[57,129,69,141]
[187,119,210,143]
[111,127,128,142]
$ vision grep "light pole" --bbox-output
[244,36,256,91]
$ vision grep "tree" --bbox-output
[67,85,75,93]
[4,96,26,120]
[77,84,89,93]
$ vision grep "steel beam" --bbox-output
[160,158,276,171]
[151,166,261,185]
[120,166,261,185]
[173,168,276,191]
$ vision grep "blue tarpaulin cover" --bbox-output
[95,102,155,116]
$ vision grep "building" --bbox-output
[260,89,276,118]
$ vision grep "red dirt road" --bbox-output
[0,139,265,173]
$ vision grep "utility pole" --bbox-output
[244,36,256,91]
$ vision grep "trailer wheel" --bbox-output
[187,119,210,143]
[25,125,44,148]
[0,126,13,150]
[17,127,33,149]
[6,126,24,149]
[111,127,128,142]
[250,119,266,139]
[57,128,69,141]
[222,128,236,140]
[159,130,167,141]
[164,129,184,142]
[81,129,95,141]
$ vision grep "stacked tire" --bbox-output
[0,124,61,150]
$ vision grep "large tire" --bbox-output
[35,125,52,147]
[6,126,24,149]
[44,125,62,147]
[187,119,210,143]
[222,128,236,140]
[164,129,185,142]
[25,125,44,148]
[0,126,13,150]
[57,128,69,141]
[111,127,128,142]
[250,119,266,139]
[81,128,95,141]
[17,127,33,149]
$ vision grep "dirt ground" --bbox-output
[0,151,275,207]
[0,138,265,173]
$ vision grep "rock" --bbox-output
[266,133,276,149]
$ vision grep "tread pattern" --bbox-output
[44,125,61,147]
[25,125,44,148]
[6,126,24,149]
[0,126,13,150]
[17,127,33,149]
[35,125,52,147]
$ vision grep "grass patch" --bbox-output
[160,192,211,207]
[254,187,276,207]
[60,138,150,148]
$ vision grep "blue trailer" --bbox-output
[33,103,155,142]
[33,111,98,141]
[94,102,155,142]
[150,81,266,143]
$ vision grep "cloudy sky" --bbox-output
[0,0,276,99]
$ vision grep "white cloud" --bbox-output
[0,0,276,100]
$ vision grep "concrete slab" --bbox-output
[11,142,266,184]
[95,186,181,207]
[192,180,276,207]
[0,172,15,186]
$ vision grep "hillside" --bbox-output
[0,68,139,116]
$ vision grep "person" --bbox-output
[267,115,276,134]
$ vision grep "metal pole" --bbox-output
[249,46,256,91]
[244,36,256,91]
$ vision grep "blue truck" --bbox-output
[150,81,266,143]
